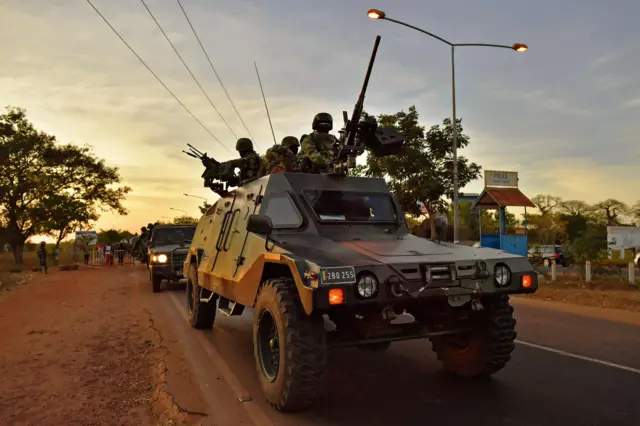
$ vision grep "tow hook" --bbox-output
[471,299,484,311]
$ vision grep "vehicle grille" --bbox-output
[171,249,188,270]
[420,264,454,285]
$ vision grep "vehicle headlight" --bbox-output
[356,274,379,298]
[152,254,168,263]
[494,265,511,287]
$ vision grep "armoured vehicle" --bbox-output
[181,36,538,411]
[147,223,196,292]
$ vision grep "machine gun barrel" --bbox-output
[186,143,204,157]
[344,35,381,148]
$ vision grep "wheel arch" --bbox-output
[241,254,314,315]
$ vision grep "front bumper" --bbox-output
[312,260,538,311]
[149,263,185,281]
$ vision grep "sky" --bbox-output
[1,0,639,237]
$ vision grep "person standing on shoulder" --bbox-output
[83,241,90,265]
[300,112,338,174]
[37,242,48,274]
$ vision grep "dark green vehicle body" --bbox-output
[181,172,537,412]
[148,224,196,292]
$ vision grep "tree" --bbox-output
[531,194,562,215]
[632,201,640,224]
[571,224,608,262]
[560,214,589,242]
[198,201,212,215]
[0,106,131,263]
[526,213,566,245]
[593,199,629,226]
[97,229,133,245]
[173,215,198,224]
[560,200,591,216]
[40,193,98,248]
[355,107,481,238]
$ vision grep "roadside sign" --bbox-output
[607,226,640,250]
[484,170,518,188]
[75,231,97,245]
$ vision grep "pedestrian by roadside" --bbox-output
[83,242,90,265]
[118,242,125,265]
[105,245,112,266]
[37,242,48,274]
[53,246,60,266]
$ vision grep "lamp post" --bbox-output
[367,8,527,243]
[183,193,207,202]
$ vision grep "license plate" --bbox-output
[319,266,356,285]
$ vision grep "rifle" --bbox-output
[332,35,405,174]
[183,144,240,197]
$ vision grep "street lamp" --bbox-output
[169,207,187,214]
[367,8,527,243]
[183,193,207,201]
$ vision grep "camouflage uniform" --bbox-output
[262,136,300,174]
[301,113,337,174]
[235,138,261,182]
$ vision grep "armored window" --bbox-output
[261,193,303,229]
[151,226,197,244]
[303,190,397,223]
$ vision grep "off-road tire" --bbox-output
[357,341,391,352]
[151,272,162,293]
[186,263,216,329]
[430,294,516,378]
[253,278,327,412]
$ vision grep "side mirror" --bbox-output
[247,214,273,235]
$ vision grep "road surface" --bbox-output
[144,269,640,426]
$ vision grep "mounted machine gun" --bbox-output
[183,144,241,197]
[331,35,405,174]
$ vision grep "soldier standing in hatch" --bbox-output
[300,113,338,174]
[235,138,261,182]
[262,136,300,175]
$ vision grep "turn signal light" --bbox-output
[328,288,345,305]
[522,275,532,288]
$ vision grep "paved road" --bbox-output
[150,279,640,426]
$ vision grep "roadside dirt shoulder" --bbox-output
[512,296,640,326]
[0,266,203,425]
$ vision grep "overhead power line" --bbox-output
[140,0,239,142]
[85,0,232,154]
[175,0,261,150]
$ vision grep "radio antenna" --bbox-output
[254,61,277,145]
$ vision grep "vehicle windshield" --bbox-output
[303,190,397,222]
[152,226,196,245]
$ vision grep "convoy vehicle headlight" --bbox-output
[494,265,511,287]
[156,254,168,263]
[356,274,378,298]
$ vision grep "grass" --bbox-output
[0,251,81,273]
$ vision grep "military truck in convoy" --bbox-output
[180,36,538,412]
[147,223,196,292]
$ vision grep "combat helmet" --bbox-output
[312,112,333,131]
[281,136,300,154]
[236,138,254,153]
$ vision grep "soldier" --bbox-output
[37,242,48,274]
[300,113,338,173]
[262,136,300,174]
[235,138,261,182]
